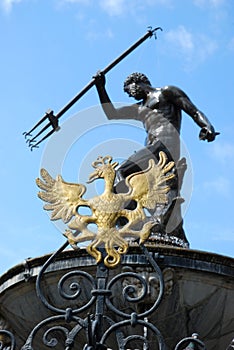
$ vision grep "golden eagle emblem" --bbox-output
[36,152,174,268]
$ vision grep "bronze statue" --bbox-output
[93,72,219,245]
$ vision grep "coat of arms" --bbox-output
[36,151,174,267]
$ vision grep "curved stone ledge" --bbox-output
[0,245,233,349]
[0,246,233,291]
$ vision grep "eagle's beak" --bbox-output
[87,170,99,183]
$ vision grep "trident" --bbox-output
[23,26,162,150]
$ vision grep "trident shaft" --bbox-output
[23,26,162,150]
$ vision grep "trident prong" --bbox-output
[24,25,162,150]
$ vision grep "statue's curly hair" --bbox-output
[123,72,151,92]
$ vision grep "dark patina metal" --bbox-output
[23,27,162,150]
[0,243,214,350]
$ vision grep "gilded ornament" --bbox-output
[36,152,174,268]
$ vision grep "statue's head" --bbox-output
[123,72,151,100]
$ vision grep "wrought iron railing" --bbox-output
[0,241,216,350]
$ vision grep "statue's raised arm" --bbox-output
[94,71,219,145]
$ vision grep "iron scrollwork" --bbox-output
[226,339,234,350]
[1,242,209,349]
[0,330,16,350]
[30,242,167,349]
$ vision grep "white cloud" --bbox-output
[86,27,114,41]
[164,25,218,70]
[197,34,218,61]
[193,0,226,8]
[61,0,91,4]
[210,142,234,163]
[99,0,125,16]
[193,0,228,26]
[0,0,23,13]
[203,176,231,197]
[166,25,194,54]
[212,228,234,242]
[99,0,172,17]
[228,37,234,51]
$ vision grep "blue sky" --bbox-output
[0,0,233,275]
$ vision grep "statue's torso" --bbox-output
[138,88,181,160]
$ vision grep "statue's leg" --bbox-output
[114,141,172,193]
[150,157,188,244]
[114,143,189,245]
[167,158,189,244]
[117,141,173,178]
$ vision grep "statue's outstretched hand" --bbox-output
[199,126,220,142]
[93,70,106,87]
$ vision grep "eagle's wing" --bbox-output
[36,168,87,223]
[125,151,175,210]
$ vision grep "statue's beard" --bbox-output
[126,83,145,100]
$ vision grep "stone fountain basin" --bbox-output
[0,245,233,349]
